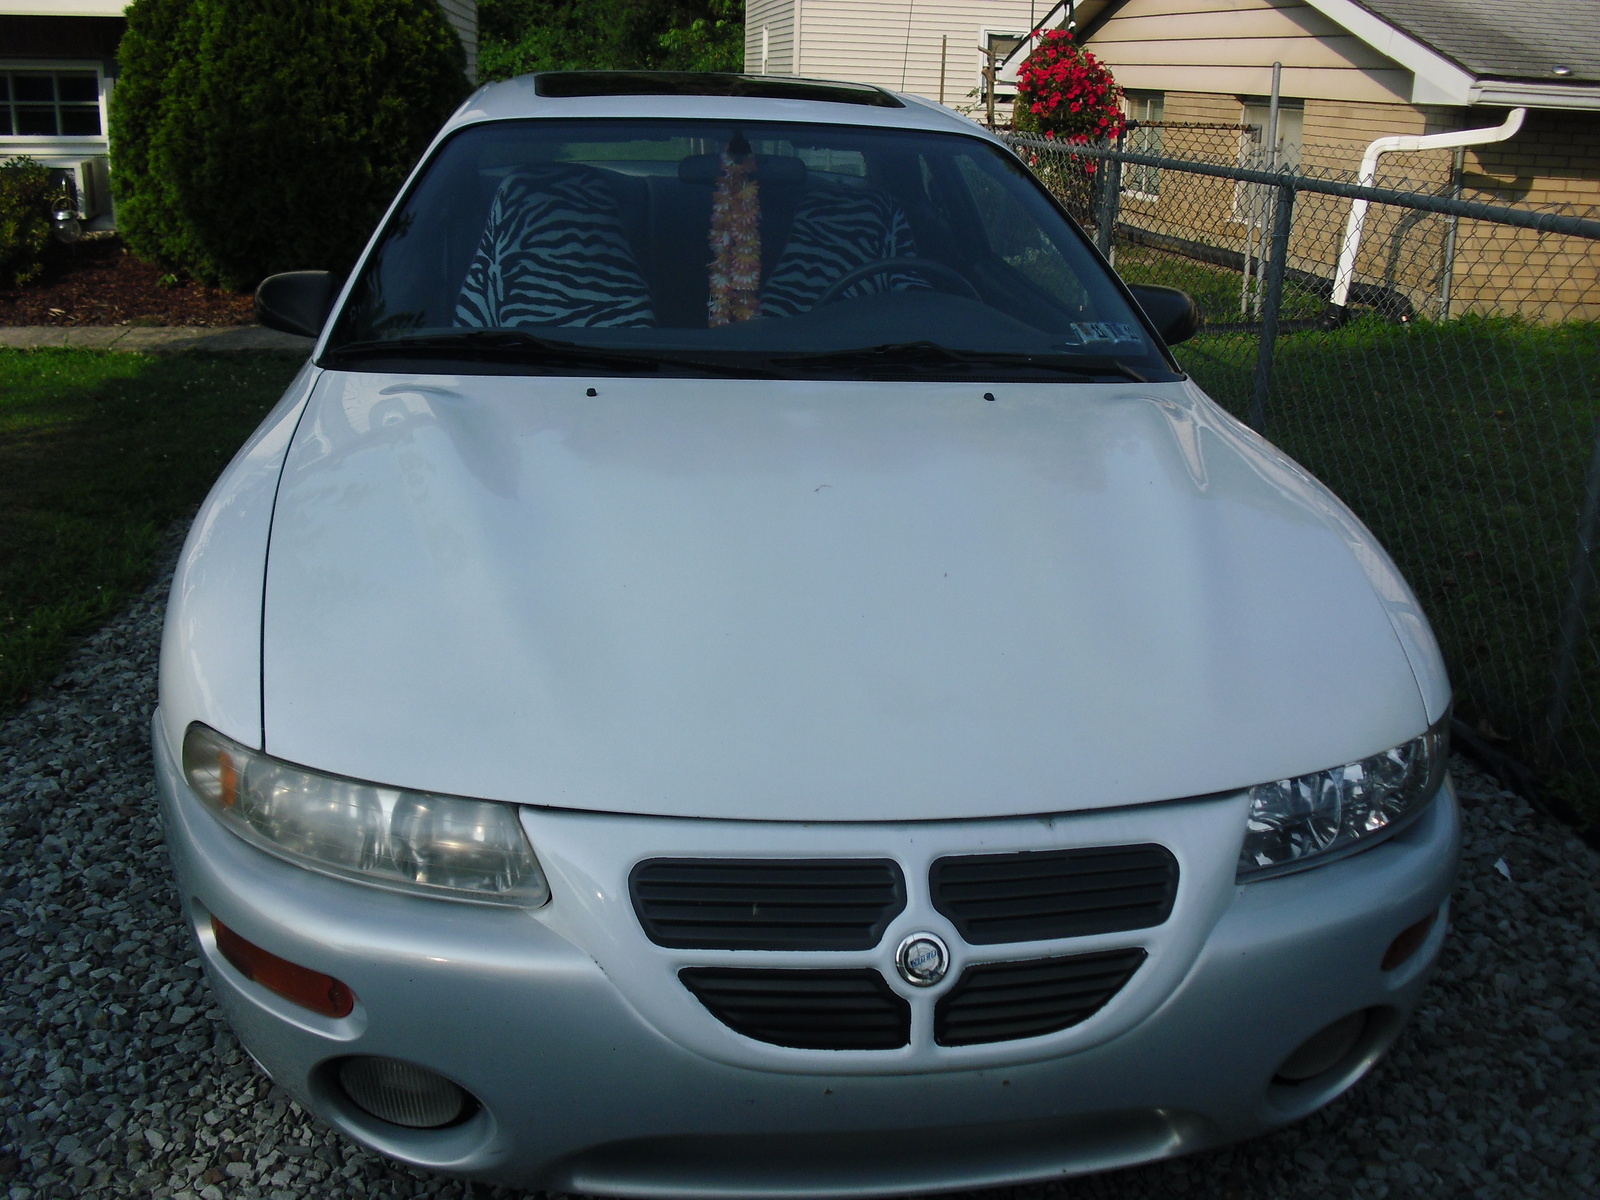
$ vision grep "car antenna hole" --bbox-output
[983,392,996,402]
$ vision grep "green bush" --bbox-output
[479,0,742,80]
[0,157,56,287]
[111,0,470,291]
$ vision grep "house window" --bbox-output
[0,71,102,137]
[1233,99,1303,225]
[1123,92,1164,199]
[982,31,1026,99]
[1239,99,1303,169]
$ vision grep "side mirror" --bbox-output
[1126,284,1201,347]
[255,271,338,338]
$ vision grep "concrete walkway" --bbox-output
[0,324,314,353]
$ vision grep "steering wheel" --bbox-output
[812,257,981,307]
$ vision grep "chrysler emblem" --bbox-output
[895,933,950,987]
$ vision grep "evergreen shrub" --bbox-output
[479,0,742,80]
[111,0,470,290]
[0,157,56,287]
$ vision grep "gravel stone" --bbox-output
[1,521,1596,1200]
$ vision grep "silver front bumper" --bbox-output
[154,719,1460,1197]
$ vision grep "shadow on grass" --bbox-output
[0,348,303,713]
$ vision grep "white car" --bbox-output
[156,71,1458,1196]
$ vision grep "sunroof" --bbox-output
[534,72,905,108]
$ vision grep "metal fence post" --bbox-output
[1544,421,1600,756]
[1096,144,1123,261]
[1439,145,1465,320]
[1247,180,1295,434]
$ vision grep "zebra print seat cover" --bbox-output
[760,183,928,317]
[456,163,657,329]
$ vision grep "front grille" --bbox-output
[929,844,1178,944]
[679,968,911,1050]
[935,949,1147,1046]
[631,858,905,950]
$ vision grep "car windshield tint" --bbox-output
[325,119,1177,380]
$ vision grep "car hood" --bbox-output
[261,372,1435,822]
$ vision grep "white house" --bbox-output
[0,1,127,225]
[0,0,479,228]
[745,0,1050,113]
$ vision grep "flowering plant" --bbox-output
[1014,29,1125,145]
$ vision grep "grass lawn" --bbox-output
[0,349,303,713]
[1116,242,1327,325]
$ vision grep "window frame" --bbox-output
[979,28,1029,101]
[1231,98,1303,228]
[0,61,109,144]
[1121,91,1165,202]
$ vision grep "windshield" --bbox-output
[324,118,1179,381]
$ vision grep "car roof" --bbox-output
[442,71,998,141]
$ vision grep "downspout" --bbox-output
[1329,107,1525,317]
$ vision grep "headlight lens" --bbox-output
[183,724,549,905]
[1237,716,1448,879]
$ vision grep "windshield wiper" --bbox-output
[773,341,1149,382]
[325,330,776,377]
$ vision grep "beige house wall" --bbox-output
[436,0,478,84]
[1117,92,1453,272]
[792,0,1038,109]
[1085,0,1411,105]
[1451,110,1600,320]
[1077,2,1600,321]
[746,0,796,77]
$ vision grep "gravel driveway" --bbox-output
[2,533,1597,1200]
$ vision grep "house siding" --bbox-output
[436,0,477,84]
[0,15,123,220]
[746,0,795,76]
[789,0,1038,109]
[1086,0,1410,105]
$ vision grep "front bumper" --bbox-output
[154,719,1459,1197]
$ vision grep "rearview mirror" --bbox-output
[255,271,338,338]
[1126,284,1201,347]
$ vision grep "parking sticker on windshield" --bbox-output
[1068,322,1142,345]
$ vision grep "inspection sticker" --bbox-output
[1069,321,1142,344]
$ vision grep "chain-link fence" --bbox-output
[1006,131,1600,832]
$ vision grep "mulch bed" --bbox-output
[0,236,253,327]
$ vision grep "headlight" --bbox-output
[1237,716,1448,879]
[182,724,549,906]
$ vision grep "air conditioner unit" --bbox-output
[42,156,111,219]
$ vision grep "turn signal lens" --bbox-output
[211,917,355,1018]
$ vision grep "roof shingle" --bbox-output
[1354,0,1600,85]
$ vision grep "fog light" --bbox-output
[1382,911,1437,971]
[337,1056,470,1128]
[212,917,355,1018]
[1274,1010,1367,1083]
